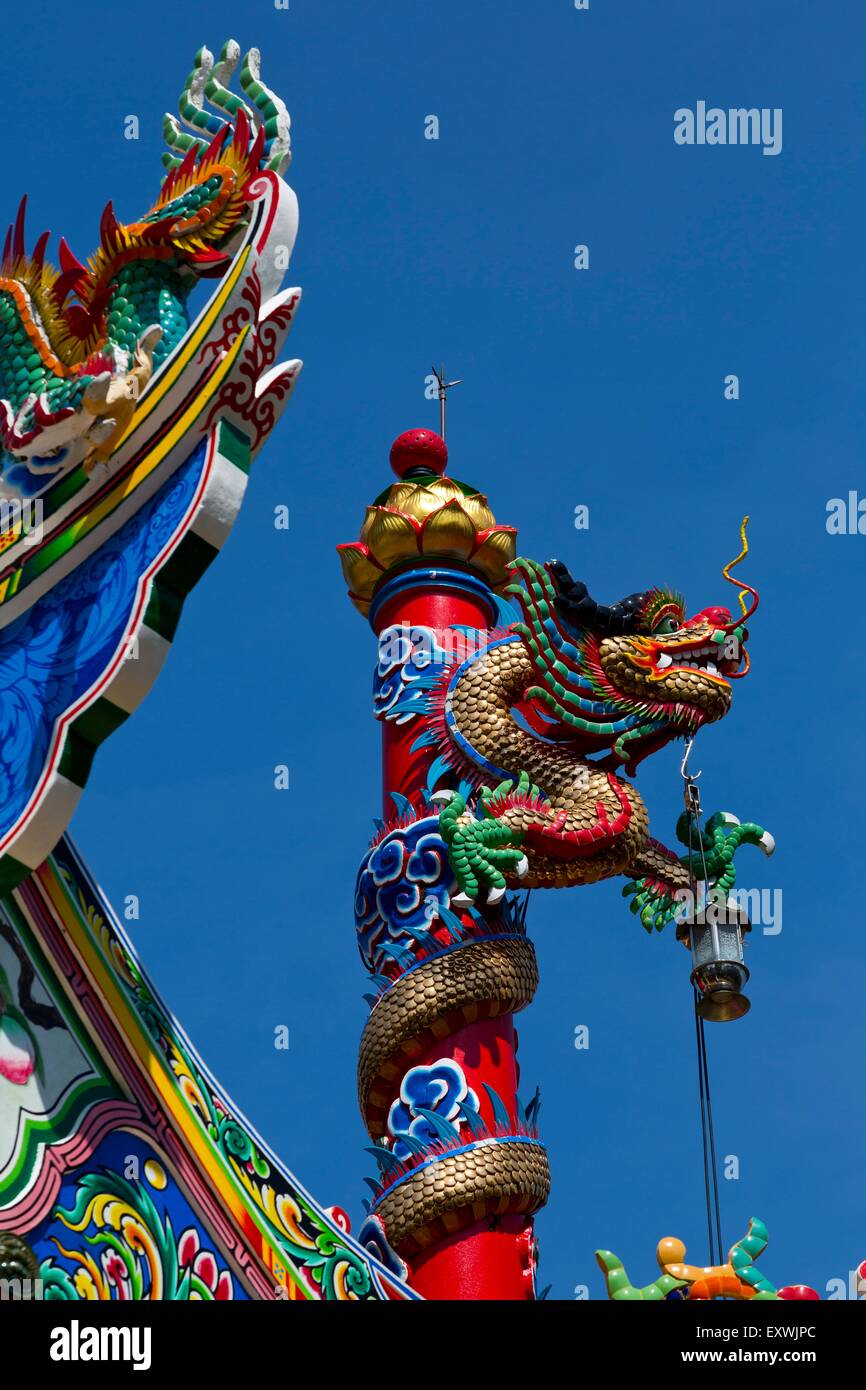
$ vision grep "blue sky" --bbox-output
[8,0,864,1297]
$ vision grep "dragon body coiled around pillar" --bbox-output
[353,515,773,1274]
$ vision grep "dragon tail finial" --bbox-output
[162,40,291,178]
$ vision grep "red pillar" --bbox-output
[373,581,535,1299]
[339,429,545,1301]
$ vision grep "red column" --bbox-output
[341,428,544,1301]
[370,575,537,1300]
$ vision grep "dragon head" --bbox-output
[506,522,757,774]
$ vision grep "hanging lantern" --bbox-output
[676,895,751,1022]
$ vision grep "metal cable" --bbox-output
[699,1009,724,1265]
[682,740,724,1270]
[693,989,716,1265]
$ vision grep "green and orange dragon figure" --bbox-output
[597,1218,821,1301]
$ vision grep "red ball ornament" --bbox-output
[389,428,448,479]
[777,1285,820,1300]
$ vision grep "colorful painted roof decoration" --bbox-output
[0,835,413,1299]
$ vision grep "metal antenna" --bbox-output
[432,363,462,441]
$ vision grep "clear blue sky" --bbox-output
[8,0,863,1298]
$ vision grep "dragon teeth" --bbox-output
[656,644,722,675]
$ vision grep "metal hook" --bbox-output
[680,735,702,783]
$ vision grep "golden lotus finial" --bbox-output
[337,428,517,616]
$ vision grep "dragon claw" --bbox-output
[437,788,527,904]
[676,809,775,895]
[622,878,680,933]
[623,805,774,937]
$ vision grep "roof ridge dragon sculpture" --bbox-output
[0,40,290,493]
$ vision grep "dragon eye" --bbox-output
[653,615,679,636]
